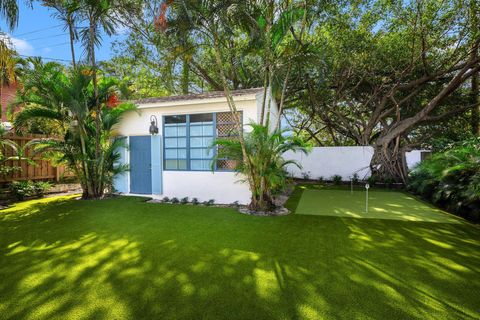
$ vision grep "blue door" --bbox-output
[130,136,152,194]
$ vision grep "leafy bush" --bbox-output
[171,197,179,204]
[203,199,215,206]
[180,197,189,204]
[351,173,359,184]
[34,182,51,196]
[213,123,310,211]
[367,175,378,186]
[383,176,396,188]
[10,180,51,201]
[408,138,480,222]
[191,198,199,205]
[331,175,342,185]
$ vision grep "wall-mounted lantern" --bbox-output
[149,115,159,135]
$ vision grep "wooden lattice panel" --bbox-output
[216,112,235,124]
[217,124,238,137]
[215,112,241,170]
[216,159,238,170]
[216,112,241,137]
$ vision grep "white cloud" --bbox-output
[114,23,130,35]
[10,37,34,56]
[0,34,34,56]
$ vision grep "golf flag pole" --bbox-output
[365,183,370,213]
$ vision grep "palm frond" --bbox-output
[14,107,64,129]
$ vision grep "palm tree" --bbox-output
[75,0,140,193]
[214,123,309,212]
[162,0,307,212]
[42,0,80,67]
[13,58,136,198]
[0,0,19,31]
[0,35,26,120]
[0,124,23,176]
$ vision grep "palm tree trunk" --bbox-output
[68,14,76,68]
[264,68,274,128]
[89,15,102,197]
[78,125,93,198]
[275,62,292,130]
[181,56,189,94]
[88,13,102,197]
[260,68,269,125]
[211,31,259,208]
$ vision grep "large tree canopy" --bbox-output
[108,0,479,183]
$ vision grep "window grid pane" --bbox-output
[164,113,228,171]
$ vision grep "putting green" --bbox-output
[295,187,462,223]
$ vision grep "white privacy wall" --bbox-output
[284,147,426,181]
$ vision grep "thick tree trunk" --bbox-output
[472,67,479,136]
[370,140,408,184]
[471,0,480,136]
[472,73,480,136]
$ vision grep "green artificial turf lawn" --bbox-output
[294,185,462,223]
[1,194,479,320]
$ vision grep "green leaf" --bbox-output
[257,15,267,30]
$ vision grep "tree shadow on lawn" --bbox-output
[0,197,479,319]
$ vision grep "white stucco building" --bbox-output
[113,88,278,204]
[113,87,429,205]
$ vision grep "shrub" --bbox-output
[191,198,199,205]
[331,175,342,185]
[10,180,51,201]
[213,123,310,212]
[408,137,480,222]
[367,175,378,186]
[171,197,179,204]
[302,172,311,180]
[162,196,170,203]
[382,176,396,188]
[351,173,359,184]
[34,181,51,197]
[180,197,189,204]
[204,199,215,206]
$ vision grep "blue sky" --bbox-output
[0,2,126,64]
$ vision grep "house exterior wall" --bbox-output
[162,171,250,204]
[118,98,260,137]
[115,95,262,204]
[255,88,279,131]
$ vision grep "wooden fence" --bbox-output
[0,133,74,183]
